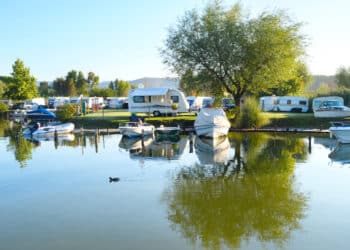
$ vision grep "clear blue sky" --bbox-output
[1,0,349,81]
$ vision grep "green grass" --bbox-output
[71,109,348,129]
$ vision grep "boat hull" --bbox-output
[119,122,155,138]
[194,125,229,138]
[33,123,75,136]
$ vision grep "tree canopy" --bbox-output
[162,2,307,107]
[5,59,38,100]
[335,66,350,89]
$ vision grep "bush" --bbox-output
[235,97,268,129]
[171,103,178,110]
[55,104,78,121]
[0,103,9,114]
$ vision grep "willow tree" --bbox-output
[162,2,307,110]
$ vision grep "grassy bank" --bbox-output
[71,109,349,129]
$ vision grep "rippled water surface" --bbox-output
[1,120,350,250]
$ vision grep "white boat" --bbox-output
[194,108,230,138]
[329,121,350,143]
[23,122,75,137]
[314,105,350,118]
[118,122,155,138]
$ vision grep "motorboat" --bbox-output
[329,121,350,143]
[329,143,350,164]
[314,105,350,118]
[118,122,155,138]
[23,122,75,137]
[194,108,230,138]
[26,106,56,120]
[155,125,180,140]
[195,136,230,164]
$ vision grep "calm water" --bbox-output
[1,120,350,250]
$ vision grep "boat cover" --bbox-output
[194,108,230,128]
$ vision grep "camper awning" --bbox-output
[131,88,168,96]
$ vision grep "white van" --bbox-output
[128,88,189,116]
[106,97,128,109]
[312,96,344,111]
[186,96,212,111]
[260,96,309,112]
[48,97,70,108]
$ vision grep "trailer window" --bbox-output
[133,96,145,103]
[287,100,292,105]
[171,96,179,103]
[299,100,307,105]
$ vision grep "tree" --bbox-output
[53,77,66,96]
[38,81,50,97]
[335,66,350,89]
[0,80,5,98]
[76,71,88,95]
[5,59,38,100]
[89,87,114,98]
[115,79,131,96]
[162,2,306,113]
[87,72,99,90]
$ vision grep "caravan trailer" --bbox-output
[186,96,212,111]
[312,96,344,111]
[48,97,70,108]
[128,88,189,116]
[260,96,309,112]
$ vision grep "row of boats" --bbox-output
[119,108,230,139]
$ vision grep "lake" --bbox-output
[1,120,349,250]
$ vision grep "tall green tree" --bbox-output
[76,71,88,95]
[115,79,131,97]
[53,77,66,96]
[87,72,99,90]
[162,2,306,112]
[335,66,350,89]
[38,81,49,97]
[5,59,38,100]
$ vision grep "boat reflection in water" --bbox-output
[118,135,154,154]
[24,133,75,143]
[329,143,350,164]
[119,135,187,160]
[195,136,230,164]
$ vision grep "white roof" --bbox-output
[130,88,169,96]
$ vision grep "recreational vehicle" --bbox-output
[23,97,46,110]
[106,97,128,109]
[312,96,344,111]
[128,88,189,116]
[48,97,70,108]
[186,96,212,111]
[260,96,308,112]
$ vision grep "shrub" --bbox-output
[235,97,268,129]
[171,103,178,110]
[0,103,9,114]
[55,104,78,121]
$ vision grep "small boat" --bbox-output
[155,125,180,139]
[23,122,75,137]
[329,121,350,143]
[194,108,230,138]
[314,105,350,118]
[118,122,155,138]
[26,106,56,120]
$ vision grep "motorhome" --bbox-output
[48,97,70,108]
[106,97,128,109]
[23,97,46,110]
[260,96,309,112]
[312,96,344,111]
[128,88,189,116]
[186,96,212,111]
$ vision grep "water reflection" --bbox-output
[329,143,350,164]
[195,136,230,164]
[162,134,308,249]
[119,135,188,160]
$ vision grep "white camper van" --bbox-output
[128,88,189,116]
[106,97,128,109]
[312,96,344,111]
[186,96,212,111]
[260,96,309,112]
[48,97,70,108]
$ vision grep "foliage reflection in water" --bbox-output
[1,120,328,249]
[162,133,309,249]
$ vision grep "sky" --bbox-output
[1,0,349,81]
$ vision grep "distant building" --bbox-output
[129,77,179,89]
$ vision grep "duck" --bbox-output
[109,177,120,183]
